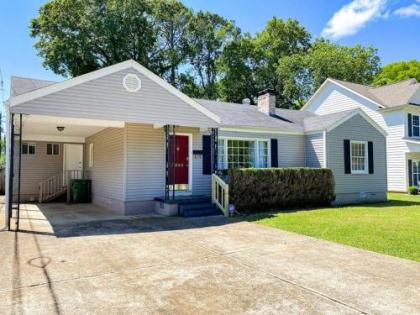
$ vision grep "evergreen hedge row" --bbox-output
[229,168,335,213]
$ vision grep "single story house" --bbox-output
[302,78,420,192]
[4,60,387,228]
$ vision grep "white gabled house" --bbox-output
[302,78,420,192]
[4,60,388,229]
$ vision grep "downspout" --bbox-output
[323,130,328,168]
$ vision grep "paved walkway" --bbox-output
[0,203,419,314]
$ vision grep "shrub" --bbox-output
[229,168,335,213]
[408,186,418,195]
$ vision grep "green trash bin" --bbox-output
[71,179,92,203]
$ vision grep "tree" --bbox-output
[277,39,381,107]
[217,35,260,104]
[150,0,192,86]
[218,18,311,106]
[184,11,239,99]
[373,60,420,86]
[31,0,156,77]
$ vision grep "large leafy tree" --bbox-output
[150,0,192,86]
[277,39,381,108]
[184,11,239,99]
[373,60,420,86]
[218,18,311,106]
[217,35,260,104]
[31,0,156,77]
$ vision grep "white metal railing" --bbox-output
[39,172,66,202]
[211,173,229,217]
[39,170,89,203]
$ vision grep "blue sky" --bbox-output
[0,0,419,100]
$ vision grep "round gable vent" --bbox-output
[123,73,141,92]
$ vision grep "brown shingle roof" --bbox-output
[331,78,419,108]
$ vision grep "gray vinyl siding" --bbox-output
[12,68,217,128]
[219,131,305,167]
[326,114,387,195]
[305,133,324,167]
[125,124,165,201]
[125,124,211,201]
[14,141,63,200]
[85,128,125,202]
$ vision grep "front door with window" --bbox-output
[169,135,189,191]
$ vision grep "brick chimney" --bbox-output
[257,89,276,115]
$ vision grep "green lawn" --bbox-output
[246,193,420,262]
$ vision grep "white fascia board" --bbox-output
[220,126,304,135]
[301,79,384,111]
[326,109,387,137]
[22,134,85,143]
[10,59,221,124]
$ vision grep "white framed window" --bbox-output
[217,138,270,170]
[47,143,60,155]
[411,114,420,137]
[22,142,36,155]
[412,160,420,187]
[88,143,94,167]
[350,140,368,174]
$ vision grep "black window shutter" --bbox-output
[368,141,374,174]
[202,135,212,175]
[408,159,413,186]
[270,139,278,167]
[408,114,412,137]
[344,139,351,174]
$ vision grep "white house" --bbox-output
[302,78,420,192]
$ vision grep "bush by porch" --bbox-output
[229,168,335,213]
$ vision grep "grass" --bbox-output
[245,193,420,262]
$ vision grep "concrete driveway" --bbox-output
[1,203,419,314]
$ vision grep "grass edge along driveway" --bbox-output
[246,193,420,262]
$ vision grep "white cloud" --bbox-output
[394,1,420,17]
[322,0,388,40]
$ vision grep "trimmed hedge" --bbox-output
[229,168,335,213]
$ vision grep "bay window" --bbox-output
[218,138,269,170]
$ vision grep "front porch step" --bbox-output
[179,202,222,217]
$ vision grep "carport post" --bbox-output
[15,114,23,231]
[5,111,14,231]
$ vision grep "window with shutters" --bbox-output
[411,114,420,137]
[350,140,368,174]
[217,138,270,170]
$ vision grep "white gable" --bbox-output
[10,61,219,128]
[303,81,387,130]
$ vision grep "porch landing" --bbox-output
[154,195,222,217]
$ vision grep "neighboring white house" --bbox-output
[302,78,420,192]
[4,60,388,229]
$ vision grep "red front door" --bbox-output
[169,135,189,187]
